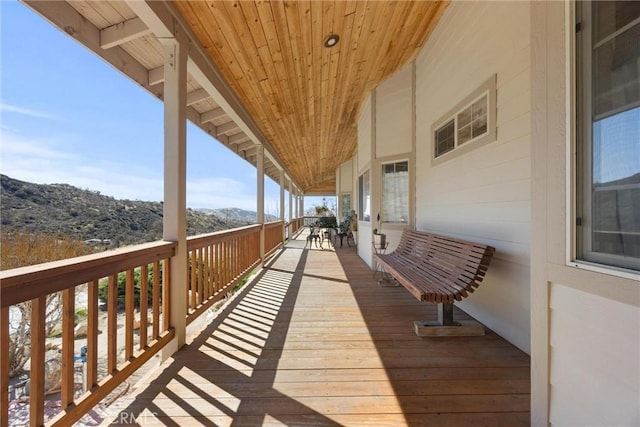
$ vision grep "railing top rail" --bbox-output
[187,224,261,249]
[1,240,176,308]
[264,220,284,227]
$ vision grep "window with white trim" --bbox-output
[576,1,640,271]
[432,75,497,164]
[381,161,409,224]
[358,170,370,222]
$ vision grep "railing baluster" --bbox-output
[61,288,75,408]
[1,307,9,427]
[87,280,98,390]
[190,250,196,312]
[163,258,170,333]
[125,269,134,361]
[215,241,221,294]
[198,247,204,306]
[139,264,148,350]
[153,261,160,340]
[30,296,46,427]
[208,244,214,299]
[107,274,117,374]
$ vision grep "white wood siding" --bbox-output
[414,1,532,353]
[357,96,372,173]
[376,65,412,158]
[531,2,640,424]
[339,159,353,193]
[549,283,639,426]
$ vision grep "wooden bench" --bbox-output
[374,229,495,336]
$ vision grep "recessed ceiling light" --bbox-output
[324,34,340,48]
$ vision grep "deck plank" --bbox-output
[107,234,530,425]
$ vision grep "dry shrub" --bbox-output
[2,232,89,377]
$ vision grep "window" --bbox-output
[381,161,409,223]
[576,1,640,271]
[358,170,370,222]
[432,75,497,165]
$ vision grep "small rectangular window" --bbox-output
[432,75,497,165]
[381,161,409,224]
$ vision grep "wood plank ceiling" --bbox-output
[173,1,448,194]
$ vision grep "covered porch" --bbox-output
[105,233,529,425]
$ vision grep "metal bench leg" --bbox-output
[414,302,484,336]
[438,303,455,326]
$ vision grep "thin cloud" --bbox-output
[0,103,61,121]
[1,131,164,201]
[1,131,267,209]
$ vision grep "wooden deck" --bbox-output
[107,232,530,426]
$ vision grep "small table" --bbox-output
[372,242,397,286]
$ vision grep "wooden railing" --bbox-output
[264,220,285,258]
[0,241,176,427]
[1,221,288,426]
[288,217,303,237]
[185,225,261,325]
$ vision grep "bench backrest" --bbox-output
[394,230,495,299]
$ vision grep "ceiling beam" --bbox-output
[23,1,150,89]
[216,121,240,135]
[186,88,210,106]
[124,0,297,188]
[100,17,151,49]
[235,140,256,152]
[148,65,163,86]
[228,133,249,145]
[200,107,226,124]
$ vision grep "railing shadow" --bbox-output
[109,246,341,426]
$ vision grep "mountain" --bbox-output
[0,175,256,246]
[196,207,278,223]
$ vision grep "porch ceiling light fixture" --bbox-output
[324,34,340,48]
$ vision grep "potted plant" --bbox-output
[373,212,386,247]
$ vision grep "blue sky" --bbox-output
[1,1,329,217]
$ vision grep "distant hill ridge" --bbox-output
[0,174,268,246]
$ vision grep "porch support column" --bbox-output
[299,193,304,218]
[279,170,285,241]
[279,171,285,221]
[289,180,293,223]
[161,32,188,355]
[256,145,265,264]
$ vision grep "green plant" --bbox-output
[317,216,337,229]
[375,212,383,234]
[98,264,162,309]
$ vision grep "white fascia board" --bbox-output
[100,17,152,49]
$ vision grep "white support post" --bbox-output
[160,33,188,358]
[299,193,304,219]
[256,145,265,264]
[289,180,293,222]
[279,170,285,241]
[279,171,285,222]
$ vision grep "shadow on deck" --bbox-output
[106,232,530,426]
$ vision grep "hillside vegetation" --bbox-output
[1,174,261,247]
